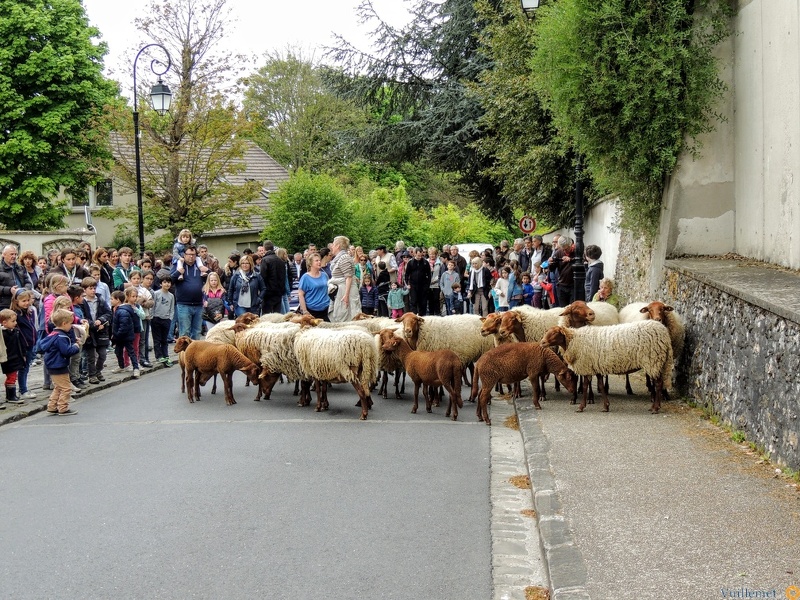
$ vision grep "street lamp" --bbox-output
[132,43,172,258]
[518,0,586,301]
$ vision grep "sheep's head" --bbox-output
[480,313,504,337]
[640,301,673,324]
[540,326,567,350]
[174,336,193,353]
[242,362,261,385]
[561,301,595,328]
[497,312,525,342]
[235,312,260,327]
[289,314,322,328]
[379,328,403,352]
[353,312,375,321]
[395,312,421,347]
[556,367,577,394]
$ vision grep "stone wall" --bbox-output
[658,261,800,471]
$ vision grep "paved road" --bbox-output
[0,369,497,599]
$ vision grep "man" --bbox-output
[404,247,431,316]
[197,245,214,269]
[112,247,139,291]
[375,245,398,284]
[0,245,32,310]
[449,245,468,288]
[508,239,522,263]
[290,252,304,290]
[260,240,286,314]
[441,244,451,262]
[552,236,574,308]
[531,235,552,271]
[170,245,205,339]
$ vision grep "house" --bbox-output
[63,139,289,261]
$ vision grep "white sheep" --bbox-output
[497,305,565,343]
[235,323,307,402]
[540,320,674,413]
[619,301,685,396]
[293,327,380,420]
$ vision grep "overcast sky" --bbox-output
[82,0,412,90]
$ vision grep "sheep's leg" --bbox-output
[298,380,312,407]
[224,372,236,405]
[411,381,421,414]
[587,377,595,405]
[260,373,281,400]
[604,375,610,394]
[186,368,195,403]
[477,378,492,425]
[211,373,217,395]
[293,380,300,396]
[180,362,186,394]
[597,374,609,412]
[625,373,634,395]
[321,382,329,410]
[424,384,433,414]
[576,375,591,412]
[378,370,388,399]
[314,380,324,412]
[399,371,406,395]
[650,377,663,413]
[350,380,371,420]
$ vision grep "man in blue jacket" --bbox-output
[170,245,206,339]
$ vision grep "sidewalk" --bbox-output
[515,376,800,599]
[0,349,178,426]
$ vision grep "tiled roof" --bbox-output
[108,133,289,238]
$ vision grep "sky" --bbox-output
[82,0,413,90]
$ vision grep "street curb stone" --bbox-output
[514,398,591,600]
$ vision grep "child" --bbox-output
[1,309,27,404]
[79,277,111,384]
[111,289,141,378]
[359,273,380,316]
[375,261,391,317]
[131,270,154,368]
[521,272,535,307]
[12,290,38,400]
[89,264,112,308]
[151,277,175,367]
[450,282,465,315]
[67,285,87,388]
[386,282,409,319]
[540,261,556,309]
[173,228,205,280]
[40,309,82,415]
[494,266,511,312]
[440,260,460,316]
[531,262,544,308]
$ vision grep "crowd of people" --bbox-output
[0,230,617,413]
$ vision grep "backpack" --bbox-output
[203,297,225,323]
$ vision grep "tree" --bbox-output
[471,0,592,229]
[326,0,513,224]
[99,0,262,249]
[242,48,366,173]
[0,0,117,229]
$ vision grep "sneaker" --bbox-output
[6,398,25,405]
[111,366,128,374]
[57,409,78,416]
[132,368,141,378]
[164,359,174,368]
[71,380,87,389]
[70,385,81,393]
[88,377,100,384]
[33,358,42,366]
[97,373,106,382]
[46,409,59,414]
[21,391,37,399]
[141,361,153,368]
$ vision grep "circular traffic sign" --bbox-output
[519,215,536,233]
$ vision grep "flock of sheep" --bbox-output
[172,300,685,425]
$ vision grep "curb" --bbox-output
[0,361,173,428]
[514,397,591,600]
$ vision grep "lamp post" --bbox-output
[133,44,172,258]
[519,0,586,302]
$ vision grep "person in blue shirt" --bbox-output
[40,309,82,415]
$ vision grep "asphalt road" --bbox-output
[0,368,492,600]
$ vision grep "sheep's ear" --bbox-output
[664,305,674,312]
[639,306,649,314]
[480,317,486,322]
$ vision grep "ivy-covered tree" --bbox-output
[326,0,514,224]
[0,0,117,229]
[530,0,731,236]
[100,0,262,249]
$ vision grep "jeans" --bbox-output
[115,337,139,369]
[139,320,151,363]
[234,305,257,318]
[18,346,37,394]
[84,344,108,377]
[151,317,171,360]
[177,304,203,340]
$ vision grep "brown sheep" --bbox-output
[470,343,576,426]
[379,329,463,420]
[183,341,263,405]
[174,336,193,394]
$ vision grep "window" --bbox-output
[95,180,113,206]
[69,187,89,207]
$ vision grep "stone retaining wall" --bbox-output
[658,264,800,471]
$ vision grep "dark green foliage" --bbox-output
[0,0,117,229]
[531,0,732,237]
[325,0,513,225]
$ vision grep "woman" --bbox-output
[107,248,120,270]
[507,259,524,309]
[427,246,442,316]
[318,247,332,278]
[353,246,371,289]
[222,252,240,290]
[19,251,42,302]
[202,272,228,331]
[328,236,360,322]
[93,248,115,290]
[297,252,330,321]
[227,255,265,318]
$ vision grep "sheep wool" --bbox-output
[619,301,685,361]
[558,320,674,387]
[510,305,564,342]
[399,313,494,366]
[236,323,306,382]
[294,327,380,392]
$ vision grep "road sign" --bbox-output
[519,215,536,233]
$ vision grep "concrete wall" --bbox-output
[656,0,800,272]
[0,230,97,256]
